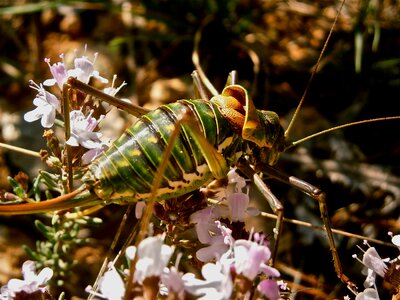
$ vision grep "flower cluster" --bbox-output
[90,229,281,300]
[191,168,260,262]
[85,170,281,300]
[23,49,127,164]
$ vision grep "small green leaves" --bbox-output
[20,213,102,290]
[7,176,27,199]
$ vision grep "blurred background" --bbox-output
[0,0,399,299]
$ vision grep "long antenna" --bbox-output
[284,0,346,140]
[285,116,400,151]
[192,16,219,97]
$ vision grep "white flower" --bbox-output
[134,235,174,284]
[389,233,400,248]
[102,75,128,112]
[355,287,380,300]
[24,81,60,128]
[227,168,246,191]
[72,51,108,84]
[103,75,127,97]
[66,110,103,149]
[0,260,53,298]
[353,240,391,294]
[362,247,388,278]
[183,259,232,300]
[98,265,125,300]
[125,245,136,261]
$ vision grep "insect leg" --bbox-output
[235,158,284,266]
[62,82,74,192]
[65,77,150,118]
[257,163,358,292]
[182,109,230,180]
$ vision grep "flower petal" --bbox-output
[24,108,43,123]
[257,279,280,300]
[362,247,387,277]
[40,105,56,128]
[36,268,53,285]
[355,288,380,300]
[99,266,125,300]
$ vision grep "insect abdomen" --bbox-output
[87,99,238,202]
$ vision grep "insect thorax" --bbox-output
[245,110,285,167]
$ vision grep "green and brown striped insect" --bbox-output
[0,0,399,295]
[2,71,397,291]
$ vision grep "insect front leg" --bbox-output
[235,158,284,266]
[257,163,358,292]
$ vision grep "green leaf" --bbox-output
[35,220,55,241]
[7,176,26,198]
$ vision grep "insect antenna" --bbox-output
[284,0,346,141]
[192,16,219,98]
[286,115,400,151]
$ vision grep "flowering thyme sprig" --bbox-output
[23,49,129,165]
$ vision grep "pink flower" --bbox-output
[43,50,108,89]
[257,279,280,300]
[182,260,232,300]
[232,239,279,280]
[196,235,229,262]
[81,143,108,165]
[43,55,69,89]
[161,266,185,299]
[190,207,229,262]
[66,110,104,149]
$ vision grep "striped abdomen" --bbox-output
[86,99,240,203]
